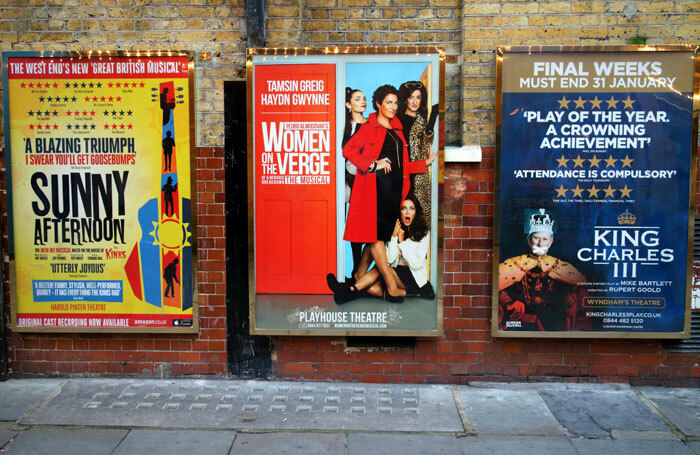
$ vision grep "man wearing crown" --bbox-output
[498,209,585,331]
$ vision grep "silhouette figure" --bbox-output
[162,131,175,171]
[160,87,175,125]
[163,258,180,298]
[161,176,178,217]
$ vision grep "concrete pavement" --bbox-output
[0,378,698,454]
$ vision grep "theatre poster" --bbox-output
[2,51,197,332]
[493,46,698,338]
[247,48,444,336]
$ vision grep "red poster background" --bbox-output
[254,64,336,294]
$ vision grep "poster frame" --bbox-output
[2,49,199,333]
[492,45,699,339]
[246,46,445,337]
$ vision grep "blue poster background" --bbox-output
[499,87,692,334]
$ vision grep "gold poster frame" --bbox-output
[2,50,199,333]
[492,45,699,339]
[246,46,445,336]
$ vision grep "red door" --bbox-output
[254,64,336,294]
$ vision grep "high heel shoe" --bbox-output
[383,289,404,304]
[327,273,359,305]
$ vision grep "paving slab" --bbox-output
[637,388,700,437]
[24,379,463,432]
[0,422,19,447]
[457,388,563,436]
[1,428,127,455]
[230,432,345,455]
[611,429,679,440]
[538,386,668,437]
[458,436,577,454]
[113,429,237,455]
[347,433,460,455]
[570,438,694,455]
[0,379,63,420]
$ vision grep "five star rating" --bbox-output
[557,95,636,110]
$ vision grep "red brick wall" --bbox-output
[2,146,228,377]
[271,146,700,386]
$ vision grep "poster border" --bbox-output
[246,46,445,337]
[2,50,199,334]
[491,45,699,339]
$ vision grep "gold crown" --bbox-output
[617,210,636,225]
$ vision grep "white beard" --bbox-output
[531,246,549,256]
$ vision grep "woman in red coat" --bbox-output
[334,84,437,302]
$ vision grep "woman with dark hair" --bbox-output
[329,84,436,303]
[342,88,368,278]
[329,194,435,302]
[397,81,438,225]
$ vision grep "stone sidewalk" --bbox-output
[0,378,698,454]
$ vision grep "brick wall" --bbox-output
[2,1,700,383]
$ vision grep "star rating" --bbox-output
[588,155,601,168]
[28,110,34,116]
[46,96,53,102]
[126,110,133,116]
[603,185,616,198]
[553,184,631,200]
[586,185,600,198]
[572,154,585,168]
[556,154,569,168]
[65,82,71,88]
[108,82,114,88]
[604,155,618,168]
[573,96,587,109]
[622,96,636,109]
[620,154,634,168]
[139,82,145,88]
[96,82,102,88]
[557,96,571,109]
[116,82,121,88]
[20,82,26,88]
[555,185,568,198]
[606,96,619,109]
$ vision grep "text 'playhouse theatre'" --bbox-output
[248,48,445,336]
[494,47,697,338]
[2,51,197,332]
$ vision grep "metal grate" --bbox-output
[661,218,699,352]
[694,218,700,261]
[662,312,700,353]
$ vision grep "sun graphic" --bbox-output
[149,214,192,250]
